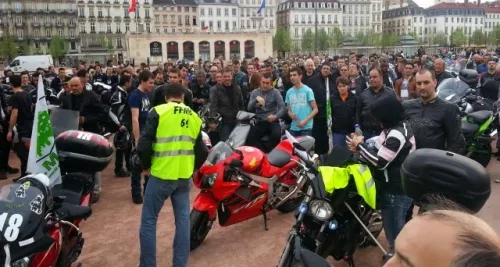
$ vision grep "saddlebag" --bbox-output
[56,130,113,173]
[400,148,491,213]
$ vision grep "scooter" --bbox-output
[190,131,316,250]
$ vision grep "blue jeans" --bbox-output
[139,176,192,267]
[332,133,347,148]
[380,192,413,252]
[289,129,312,137]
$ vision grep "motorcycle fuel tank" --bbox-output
[238,146,265,172]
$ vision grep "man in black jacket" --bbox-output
[403,69,465,154]
[110,75,133,177]
[61,77,104,203]
[209,67,244,141]
[356,67,397,139]
[307,63,335,156]
[151,68,193,108]
[189,69,210,112]
[434,59,454,87]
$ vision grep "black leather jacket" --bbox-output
[356,85,396,133]
[403,96,466,154]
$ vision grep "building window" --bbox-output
[185,7,189,12]
[208,8,213,16]
[98,7,103,17]
[233,21,236,29]
[294,28,298,36]
[90,22,96,32]
[80,23,85,33]
[225,8,229,16]
[201,8,204,16]
[178,15,182,25]
[78,7,84,16]
[145,9,150,18]
[124,8,129,17]
[45,29,51,37]
[232,8,236,16]
[217,21,221,29]
[185,15,190,25]
[216,8,221,16]
[155,15,160,23]
[240,20,244,28]
[89,8,94,17]
[146,23,150,32]
[107,22,111,32]
[58,29,63,36]
[117,37,122,48]
[125,23,130,32]
[177,6,181,12]
[171,15,175,23]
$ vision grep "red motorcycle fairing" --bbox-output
[193,191,218,220]
[217,181,269,226]
[30,228,62,267]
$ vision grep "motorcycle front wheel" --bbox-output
[190,209,214,250]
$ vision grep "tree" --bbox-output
[98,36,114,60]
[487,26,500,46]
[381,33,399,48]
[49,35,68,64]
[317,28,329,51]
[355,31,368,45]
[329,27,343,48]
[471,29,485,46]
[0,36,18,61]
[450,28,467,47]
[273,27,292,55]
[408,32,421,45]
[366,30,381,46]
[432,32,448,46]
[301,29,315,52]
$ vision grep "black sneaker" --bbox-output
[132,195,143,204]
[7,166,19,174]
[115,169,131,177]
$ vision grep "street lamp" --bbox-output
[314,2,318,53]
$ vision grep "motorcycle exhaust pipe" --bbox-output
[273,174,307,208]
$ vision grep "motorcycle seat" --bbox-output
[467,110,493,125]
[461,121,479,135]
[267,148,291,167]
[52,184,83,205]
[60,202,92,221]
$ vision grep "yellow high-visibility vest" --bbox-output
[151,102,202,180]
[318,164,377,209]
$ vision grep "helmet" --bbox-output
[114,130,131,151]
[458,69,479,88]
[15,173,52,207]
[129,151,144,174]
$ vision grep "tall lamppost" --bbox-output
[314,2,318,53]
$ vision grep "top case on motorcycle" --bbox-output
[55,130,114,173]
[401,148,491,213]
[467,110,493,125]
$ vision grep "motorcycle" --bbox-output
[277,145,384,267]
[190,131,316,250]
[437,77,497,167]
[0,129,113,267]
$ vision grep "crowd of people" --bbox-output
[0,48,500,266]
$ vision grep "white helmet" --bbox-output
[22,173,51,188]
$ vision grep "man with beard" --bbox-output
[308,63,335,157]
[433,59,453,87]
[151,68,193,108]
[403,69,465,154]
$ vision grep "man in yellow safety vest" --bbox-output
[136,82,208,267]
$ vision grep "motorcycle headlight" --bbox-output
[309,200,333,221]
[12,256,31,267]
[200,173,218,189]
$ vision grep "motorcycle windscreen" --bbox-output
[227,124,251,148]
[50,108,80,137]
[0,183,46,245]
[436,77,469,104]
[204,141,233,166]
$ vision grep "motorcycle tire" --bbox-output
[469,140,492,168]
[190,209,214,251]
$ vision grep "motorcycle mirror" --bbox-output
[229,159,243,168]
[299,249,331,267]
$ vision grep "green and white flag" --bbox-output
[27,75,62,186]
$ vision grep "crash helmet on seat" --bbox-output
[15,173,52,207]
[114,130,131,151]
[458,69,479,88]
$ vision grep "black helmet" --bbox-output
[114,130,131,151]
[129,151,144,174]
[458,69,479,88]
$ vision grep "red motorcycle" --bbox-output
[0,130,113,267]
[190,131,316,250]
